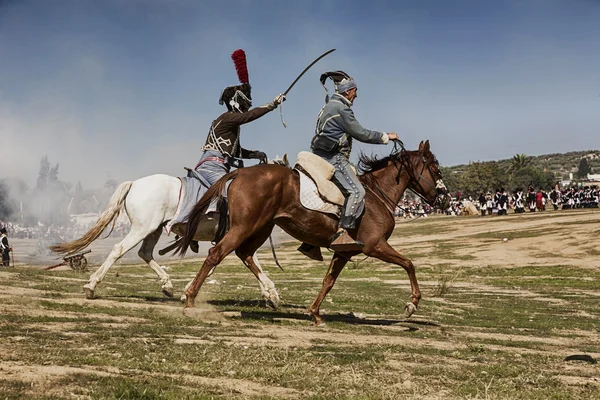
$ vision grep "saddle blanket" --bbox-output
[166,175,228,234]
[298,169,341,217]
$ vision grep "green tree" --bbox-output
[0,180,15,220]
[48,163,59,183]
[511,166,555,191]
[36,155,50,191]
[439,166,462,196]
[509,153,531,173]
[461,161,507,198]
[577,158,592,179]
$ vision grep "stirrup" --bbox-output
[330,230,364,252]
[297,243,324,261]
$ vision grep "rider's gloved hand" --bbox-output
[268,94,286,110]
[256,151,268,164]
[248,150,268,164]
[273,94,286,106]
[387,132,399,141]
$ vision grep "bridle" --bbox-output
[399,151,446,206]
[366,141,447,215]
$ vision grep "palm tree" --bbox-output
[509,154,531,173]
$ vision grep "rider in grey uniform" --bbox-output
[300,70,399,254]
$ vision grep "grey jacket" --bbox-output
[311,93,389,158]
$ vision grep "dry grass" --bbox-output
[1,209,599,399]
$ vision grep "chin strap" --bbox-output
[231,90,252,113]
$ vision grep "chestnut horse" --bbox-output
[177,140,450,325]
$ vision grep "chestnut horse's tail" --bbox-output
[175,169,239,257]
[49,181,133,255]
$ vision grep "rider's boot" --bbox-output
[297,243,324,261]
[190,241,199,253]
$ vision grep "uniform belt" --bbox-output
[195,157,226,170]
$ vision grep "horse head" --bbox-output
[401,140,451,210]
[271,153,290,168]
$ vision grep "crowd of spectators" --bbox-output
[394,197,435,219]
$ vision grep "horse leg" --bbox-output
[178,266,220,302]
[251,253,280,310]
[184,228,248,309]
[365,240,420,318]
[137,227,173,298]
[84,227,150,299]
[179,253,275,305]
[235,225,281,310]
[309,253,349,326]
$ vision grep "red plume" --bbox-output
[231,49,249,84]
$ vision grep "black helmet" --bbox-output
[219,83,252,112]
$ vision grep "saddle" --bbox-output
[165,168,229,243]
[294,152,344,216]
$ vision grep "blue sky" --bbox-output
[1,0,599,187]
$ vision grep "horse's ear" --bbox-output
[418,141,425,151]
[283,154,289,167]
[424,140,430,153]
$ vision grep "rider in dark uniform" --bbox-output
[195,49,284,184]
[181,50,284,251]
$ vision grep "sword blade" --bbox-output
[283,49,336,96]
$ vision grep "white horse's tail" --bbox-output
[49,181,134,255]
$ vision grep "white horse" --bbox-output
[50,174,281,308]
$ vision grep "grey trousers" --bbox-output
[194,150,230,186]
[315,151,365,229]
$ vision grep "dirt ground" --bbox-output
[0,209,598,399]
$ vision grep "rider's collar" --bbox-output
[332,93,352,107]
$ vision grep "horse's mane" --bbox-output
[358,151,402,188]
[358,148,440,187]
[358,150,405,174]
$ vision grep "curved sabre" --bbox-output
[283,49,336,96]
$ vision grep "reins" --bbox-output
[364,185,397,217]
[363,140,439,216]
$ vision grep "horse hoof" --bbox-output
[83,286,95,299]
[310,311,325,327]
[162,286,174,298]
[265,298,279,310]
[404,302,417,318]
